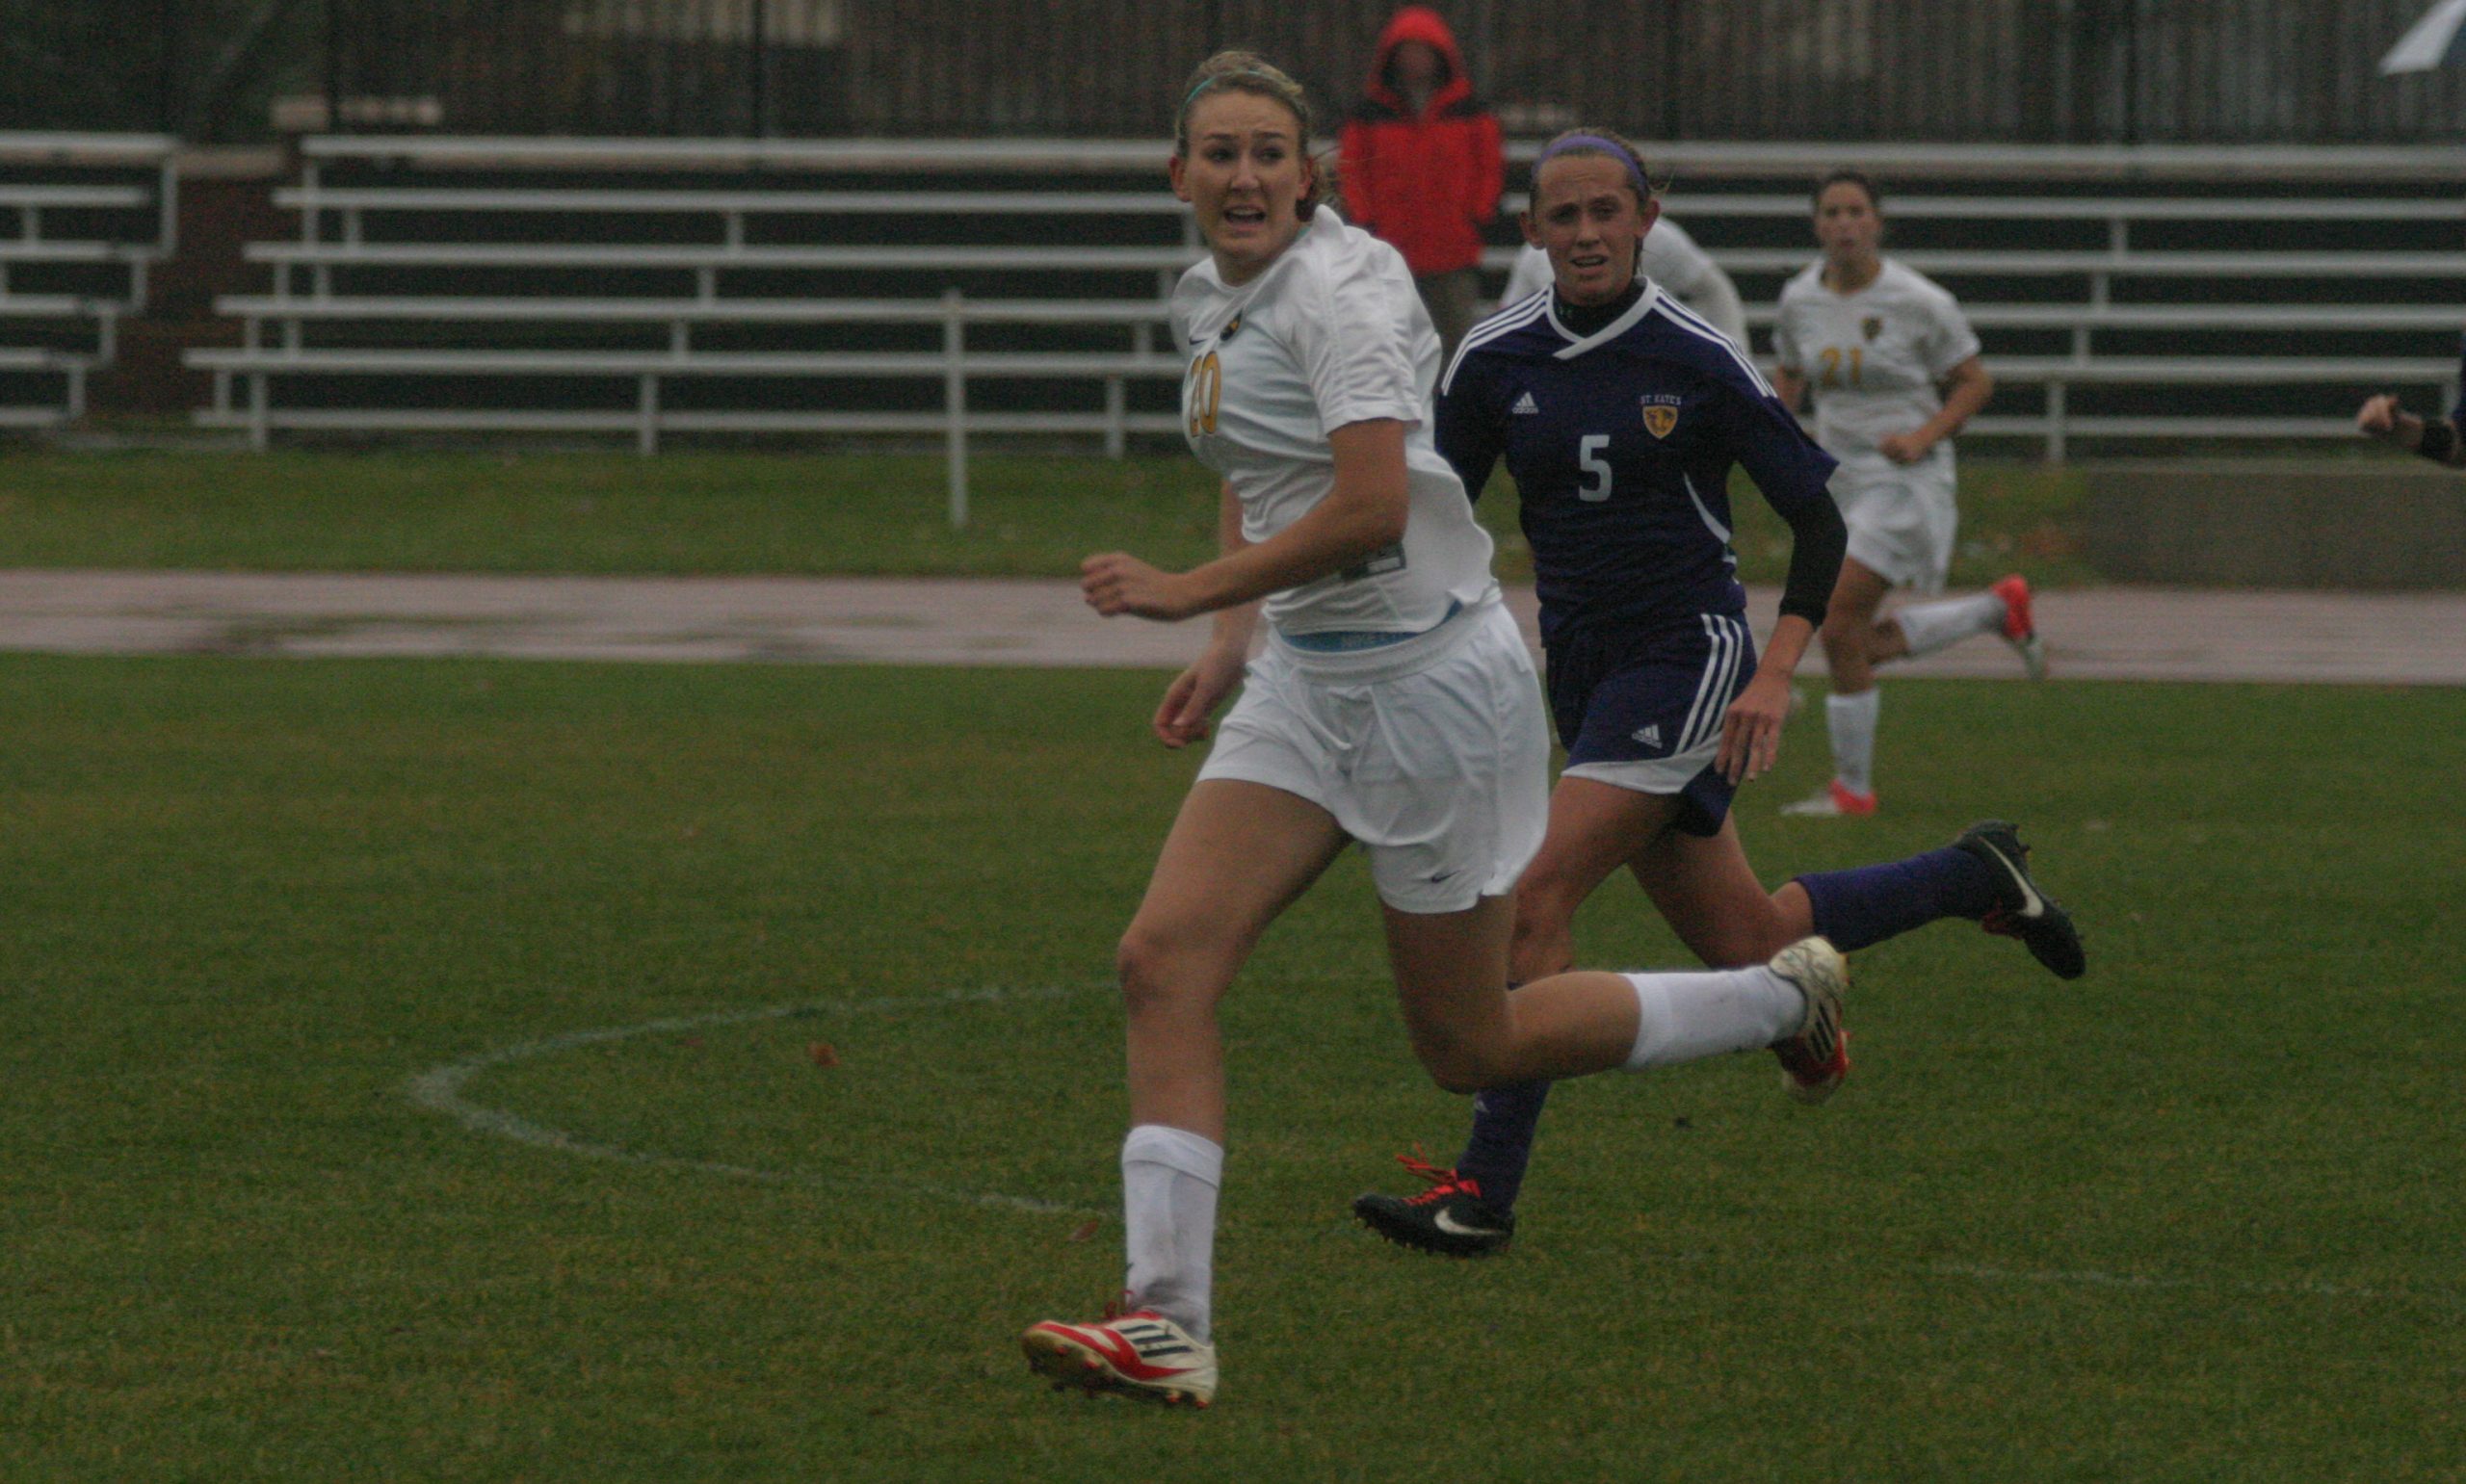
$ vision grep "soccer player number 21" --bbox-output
[1818,345,1864,390]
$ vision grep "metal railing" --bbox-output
[0,132,178,427]
[189,136,2466,508]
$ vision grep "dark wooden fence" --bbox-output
[13,0,2466,144]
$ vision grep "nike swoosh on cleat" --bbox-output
[1982,845,2048,920]
[1432,1210,1505,1237]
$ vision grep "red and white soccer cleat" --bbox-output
[1023,1307,1218,1408]
[1992,574,2048,681]
[1767,936,1852,1105]
[1781,778,1879,818]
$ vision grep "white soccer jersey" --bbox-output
[1771,257,1982,466]
[1502,217,1723,313]
[1171,205,1499,640]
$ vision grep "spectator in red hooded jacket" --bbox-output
[1340,7,1504,359]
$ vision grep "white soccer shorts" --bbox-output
[1197,602,1549,915]
[1830,455,1958,593]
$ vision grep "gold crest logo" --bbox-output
[1861,316,1883,341]
[1642,404,1678,439]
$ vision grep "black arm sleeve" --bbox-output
[1773,486,1847,628]
[1717,380,1847,628]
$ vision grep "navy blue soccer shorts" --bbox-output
[1545,613,1756,838]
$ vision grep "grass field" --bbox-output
[0,449,2096,589]
[6,653,2462,1480]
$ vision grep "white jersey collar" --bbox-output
[1548,276,1662,359]
[1190,204,1332,299]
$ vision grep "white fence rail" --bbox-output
[183,137,2466,513]
[0,132,178,428]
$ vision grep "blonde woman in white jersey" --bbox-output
[1020,52,1851,1409]
[1771,169,2044,818]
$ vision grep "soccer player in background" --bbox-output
[1772,170,2043,818]
[1351,129,2086,1258]
[1338,7,1504,360]
[1021,56,1862,1409]
[1500,212,1748,346]
[2354,385,2466,467]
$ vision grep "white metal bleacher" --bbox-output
[193,136,2466,479]
[0,133,177,428]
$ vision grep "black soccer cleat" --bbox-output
[1352,1151,1516,1258]
[1953,820,2086,980]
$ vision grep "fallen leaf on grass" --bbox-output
[807,1041,839,1069]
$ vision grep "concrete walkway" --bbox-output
[1,569,2461,686]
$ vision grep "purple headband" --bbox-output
[1534,134,1650,200]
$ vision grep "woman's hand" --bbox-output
[1082,552,1203,620]
[1717,669,1795,785]
[1151,646,1246,747]
[2355,393,2410,442]
[1876,429,1934,464]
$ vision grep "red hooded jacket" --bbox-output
[1338,8,1503,277]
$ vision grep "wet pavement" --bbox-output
[1,569,2460,686]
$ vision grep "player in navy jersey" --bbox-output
[1351,128,2086,1259]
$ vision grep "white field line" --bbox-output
[407,985,2442,1307]
[1925,1262,2409,1304]
[404,984,1105,1217]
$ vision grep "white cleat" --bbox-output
[1767,937,1851,1105]
[1023,1309,1218,1408]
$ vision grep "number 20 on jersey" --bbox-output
[1186,351,1222,438]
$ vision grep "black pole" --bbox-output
[159,0,180,134]
[325,0,343,131]
[750,0,769,137]
[2123,0,2140,145]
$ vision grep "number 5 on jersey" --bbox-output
[1187,351,1222,438]
[1578,433,1613,502]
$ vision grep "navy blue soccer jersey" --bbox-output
[1435,282,1840,646]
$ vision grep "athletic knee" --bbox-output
[1510,869,1584,942]
[1114,923,1217,1019]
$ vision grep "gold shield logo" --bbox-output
[1642,404,1678,439]
[1861,315,1883,341]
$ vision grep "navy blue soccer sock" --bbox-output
[1796,846,2002,951]
[1455,1078,1552,1210]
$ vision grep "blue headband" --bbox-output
[1184,70,1279,115]
[1535,134,1651,200]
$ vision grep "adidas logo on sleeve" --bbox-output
[1512,392,1539,415]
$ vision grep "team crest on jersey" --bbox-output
[1861,315,1884,341]
[1640,397,1680,439]
[1219,313,1244,343]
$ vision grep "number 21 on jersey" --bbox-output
[1817,345,1864,390]
[1186,351,1222,438]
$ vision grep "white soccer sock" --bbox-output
[1825,690,1881,795]
[1894,591,2006,659]
[1621,968,1808,1071]
[1120,1124,1222,1343]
